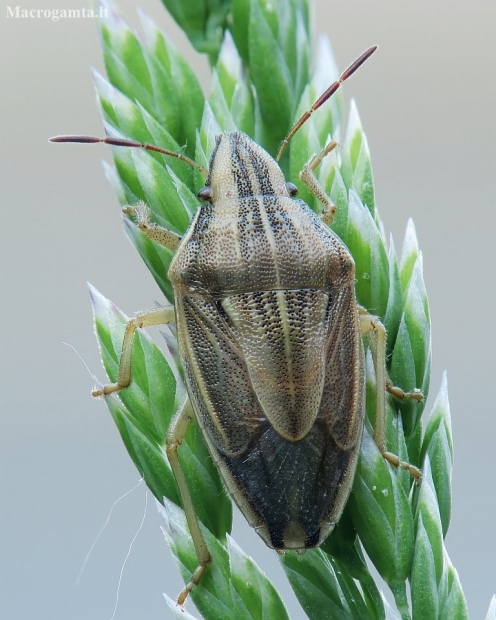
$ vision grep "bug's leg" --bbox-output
[166,398,211,605]
[123,201,182,251]
[385,380,424,402]
[358,306,423,480]
[299,140,338,225]
[92,305,176,397]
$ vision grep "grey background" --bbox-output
[1,1,495,618]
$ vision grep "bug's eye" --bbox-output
[198,186,213,202]
[286,182,298,197]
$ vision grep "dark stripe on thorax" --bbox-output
[231,134,275,198]
[249,145,273,195]
[232,135,254,199]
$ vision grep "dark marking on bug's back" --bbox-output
[231,134,274,197]
[207,133,284,203]
[224,420,352,550]
[231,135,254,198]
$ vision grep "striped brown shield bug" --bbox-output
[51,44,423,605]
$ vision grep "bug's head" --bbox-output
[199,132,297,204]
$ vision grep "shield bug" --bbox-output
[51,45,423,605]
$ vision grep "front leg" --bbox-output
[124,201,182,251]
[299,140,338,225]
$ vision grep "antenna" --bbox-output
[49,135,208,178]
[276,45,378,162]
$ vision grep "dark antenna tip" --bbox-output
[49,135,101,144]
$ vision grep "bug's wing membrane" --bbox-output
[320,286,365,451]
[221,289,329,441]
[177,296,264,457]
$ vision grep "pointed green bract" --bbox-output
[160,499,288,619]
[414,459,445,586]
[341,100,376,217]
[282,548,374,620]
[161,499,232,617]
[437,554,469,620]
[98,1,204,161]
[289,36,341,209]
[159,0,231,62]
[346,190,389,316]
[347,428,414,585]
[164,593,201,620]
[485,596,496,620]
[383,236,403,353]
[420,373,453,536]
[90,284,177,436]
[384,598,402,620]
[213,32,255,136]
[400,218,420,292]
[411,513,439,620]
[321,511,385,619]
[248,0,293,143]
[411,459,469,620]
[227,537,290,619]
[390,257,430,434]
